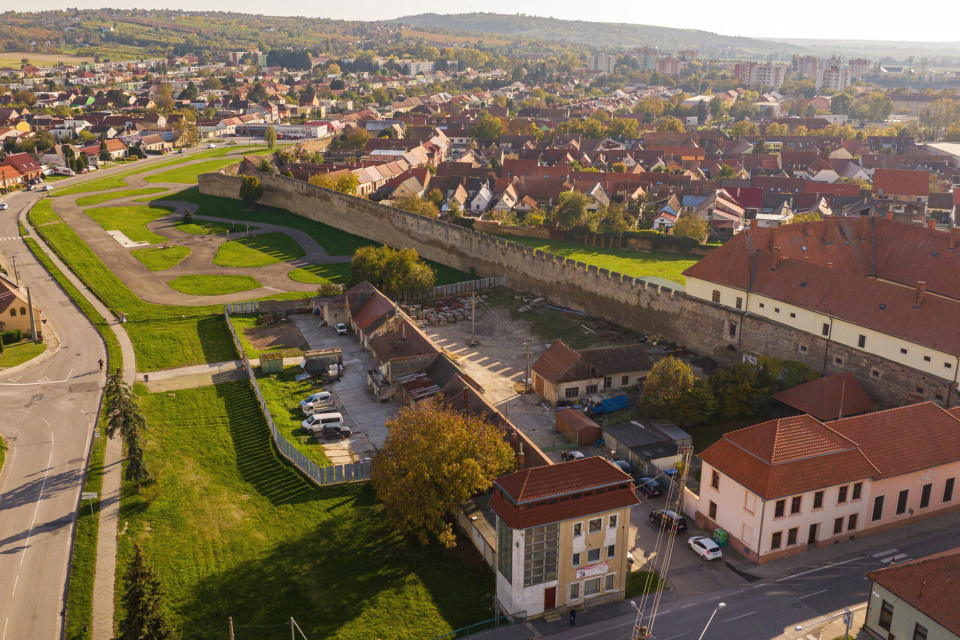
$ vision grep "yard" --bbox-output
[84,205,173,244]
[131,246,191,271]
[0,340,47,368]
[228,314,307,358]
[115,381,495,640]
[168,274,261,296]
[256,366,331,467]
[214,232,305,267]
[504,236,701,286]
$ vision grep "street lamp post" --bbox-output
[697,602,727,640]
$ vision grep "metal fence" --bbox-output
[407,276,506,302]
[226,300,260,314]
[223,307,370,486]
[427,611,527,640]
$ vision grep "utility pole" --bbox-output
[26,286,36,341]
[525,341,531,393]
[228,617,235,640]
[12,254,19,286]
[468,291,477,346]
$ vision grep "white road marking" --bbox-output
[2,617,7,640]
[724,611,756,623]
[798,589,828,600]
[892,553,909,562]
[776,555,862,581]
[873,548,898,558]
[20,432,55,566]
[10,575,17,596]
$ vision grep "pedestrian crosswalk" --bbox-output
[873,548,911,564]
[0,236,20,241]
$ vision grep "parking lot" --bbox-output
[292,315,401,464]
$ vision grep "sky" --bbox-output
[31,0,956,43]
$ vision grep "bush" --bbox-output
[1,329,23,344]
[183,211,193,224]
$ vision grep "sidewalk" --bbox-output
[137,356,302,392]
[21,213,137,640]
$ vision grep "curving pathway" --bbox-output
[42,155,351,306]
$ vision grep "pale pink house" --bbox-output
[691,402,960,564]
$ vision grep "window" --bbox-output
[604,574,615,591]
[775,499,785,518]
[19,307,25,315]
[838,486,848,504]
[603,377,612,389]
[496,518,513,583]
[565,387,580,399]
[924,355,931,362]
[572,552,581,567]
[790,496,802,514]
[872,495,885,521]
[729,322,737,338]
[588,518,602,533]
[835,356,844,365]
[871,369,881,379]
[709,501,717,520]
[736,296,743,310]
[569,583,580,600]
[621,375,629,385]
[833,517,844,535]
[8,309,14,317]
[822,323,830,337]
[609,515,618,529]
[853,482,862,500]
[712,290,720,303]
[584,577,601,596]
[799,344,807,353]
[774,307,780,313]
[848,513,858,531]
[586,384,598,394]
[759,303,765,308]
[920,483,932,509]
[711,471,720,489]
[858,335,866,348]
[607,544,616,559]
[878,601,894,631]
[813,491,824,510]
[936,392,944,401]
[587,548,601,563]
[522,523,559,587]
[913,623,928,640]
[787,528,798,545]
[573,523,582,537]
[771,531,782,549]
[945,477,956,503]
[897,489,909,515]
[790,312,796,318]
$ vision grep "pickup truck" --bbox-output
[585,394,628,416]
[302,400,336,416]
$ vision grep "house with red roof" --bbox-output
[695,402,960,564]
[531,339,652,405]
[872,168,930,217]
[1,152,42,182]
[490,457,639,616]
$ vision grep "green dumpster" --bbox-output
[712,528,729,548]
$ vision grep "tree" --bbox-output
[554,190,589,229]
[99,140,110,162]
[239,175,263,210]
[754,139,768,155]
[470,113,506,140]
[655,116,685,133]
[611,162,627,173]
[426,188,444,209]
[641,357,714,426]
[257,158,274,174]
[709,363,764,420]
[345,127,369,150]
[673,211,709,242]
[714,163,736,180]
[119,544,179,640]
[334,173,359,195]
[730,120,760,139]
[350,245,436,299]
[155,83,174,112]
[393,194,440,218]
[372,399,515,546]
[264,125,277,150]
[104,369,150,490]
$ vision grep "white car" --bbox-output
[0,203,7,210]
[335,323,348,335]
[207,143,217,148]
[299,391,331,408]
[688,536,723,561]
[41,185,53,192]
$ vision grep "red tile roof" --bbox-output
[352,290,396,332]
[772,372,874,421]
[867,547,960,635]
[872,168,930,197]
[532,339,591,384]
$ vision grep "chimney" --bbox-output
[401,323,406,340]
[772,246,782,269]
[887,209,894,220]
[827,262,833,269]
[916,281,927,306]
[927,219,936,230]
[951,227,959,250]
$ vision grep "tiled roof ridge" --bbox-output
[816,421,882,477]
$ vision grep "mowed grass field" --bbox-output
[84,205,173,244]
[116,381,495,640]
[76,187,168,207]
[214,232,305,267]
[144,158,246,184]
[131,246,191,271]
[504,237,701,286]
[168,274,261,296]
[288,263,352,284]
[0,341,47,368]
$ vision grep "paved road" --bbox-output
[0,189,107,640]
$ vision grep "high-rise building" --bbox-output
[817,66,852,92]
[735,62,786,91]
[588,53,617,74]
[849,58,871,80]
[678,49,698,61]
[656,56,682,76]
[798,56,820,78]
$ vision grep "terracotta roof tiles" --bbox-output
[772,372,875,421]
[867,547,960,635]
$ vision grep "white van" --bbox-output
[301,412,343,432]
[302,400,335,416]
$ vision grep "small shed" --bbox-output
[259,352,284,374]
[555,409,602,447]
[301,348,343,374]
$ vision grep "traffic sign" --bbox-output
[81,492,98,501]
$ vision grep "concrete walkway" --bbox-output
[20,212,137,640]
[137,356,303,392]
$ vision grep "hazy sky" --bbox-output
[35,0,951,43]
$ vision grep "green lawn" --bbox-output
[214,232,305,267]
[625,570,664,598]
[27,199,61,226]
[504,237,700,286]
[116,381,494,640]
[288,263,352,284]
[0,340,46,368]
[175,221,234,235]
[131,246,191,271]
[168,274,261,296]
[0,437,5,477]
[76,187,168,207]
[84,205,173,244]
[256,367,330,467]
[144,158,243,184]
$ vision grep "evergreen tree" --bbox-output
[119,544,179,640]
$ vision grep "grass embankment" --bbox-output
[27,199,61,226]
[22,236,123,640]
[0,437,5,477]
[175,220,236,235]
[256,366,331,467]
[214,232,305,267]
[168,275,261,296]
[85,205,173,244]
[144,158,247,184]
[0,340,46,368]
[131,246,191,271]
[116,381,494,640]
[505,236,700,286]
[76,187,168,207]
[625,570,665,598]
[288,263,352,284]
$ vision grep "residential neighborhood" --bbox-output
[2,8,960,640]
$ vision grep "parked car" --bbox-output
[0,203,7,210]
[636,477,663,498]
[561,450,585,461]
[301,411,343,432]
[649,509,687,532]
[335,323,348,335]
[611,459,632,475]
[207,143,217,148]
[178,148,186,154]
[302,400,335,416]
[688,536,723,561]
[321,424,352,440]
[299,391,331,407]
[41,185,53,192]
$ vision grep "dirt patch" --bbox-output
[245,320,308,357]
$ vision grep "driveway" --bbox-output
[292,315,400,463]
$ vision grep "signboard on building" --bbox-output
[576,562,608,579]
